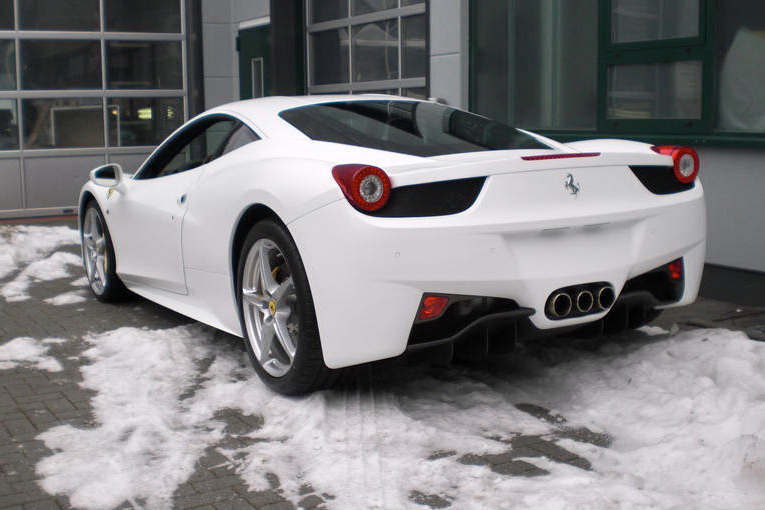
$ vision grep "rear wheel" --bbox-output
[81,202,127,302]
[237,220,339,394]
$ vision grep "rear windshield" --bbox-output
[279,100,550,157]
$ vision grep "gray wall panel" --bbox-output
[429,0,469,108]
[109,153,151,175]
[0,158,23,210]
[24,155,105,209]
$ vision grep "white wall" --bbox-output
[201,0,270,109]
[429,0,469,108]
[697,147,765,272]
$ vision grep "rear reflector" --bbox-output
[418,295,449,321]
[668,259,683,281]
[522,152,600,161]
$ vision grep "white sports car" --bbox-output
[79,95,706,394]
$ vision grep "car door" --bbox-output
[107,115,241,294]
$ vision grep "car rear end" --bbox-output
[281,99,705,368]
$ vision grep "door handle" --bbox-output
[178,193,187,205]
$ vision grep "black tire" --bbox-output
[81,201,128,302]
[236,220,341,395]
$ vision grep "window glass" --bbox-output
[612,0,699,43]
[402,87,427,99]
[107,41,182,89]
[0,0,13,29]
[0,99,18,149]
[23,98,103,148]
[280,101,550,157]
[352,0,396,16]
[402,15,426,79]
[20,0,99,31]
[21,40,101,90]
[220,124,259,156]
[472,0,598,130]
[107,97,183,147]
[310,0,347,23]
[105,0,181,33]
[352,20,398,82]
[401,0,424,5]
[0,40,15,90]
[159,119,237,177]
[310,29,349,85]
[608,60,702,119]
[717,4,765,132]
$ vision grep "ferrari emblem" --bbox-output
[564,173,581,197]
[107,187,115,199]
[268,300,276,315]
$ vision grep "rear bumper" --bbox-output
[289,178,706,369]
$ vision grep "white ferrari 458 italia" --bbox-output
[79,95,706,394]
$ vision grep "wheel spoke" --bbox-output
[83,233,96,250]
[272,277,294,306]
[274,312,296,361]
[259,318,275,356]
[95,255,106,284]
[257,243,279,295]
[242,287,270,309]
[95,236,106,253]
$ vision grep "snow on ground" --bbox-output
[1,251,82,301]
[0,337,63,372]
[32,325,765,509]
[0,224,79,280]
[44,290,88,306]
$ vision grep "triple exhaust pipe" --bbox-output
[546,284,616,320]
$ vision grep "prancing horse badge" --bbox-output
[564,173,581,197]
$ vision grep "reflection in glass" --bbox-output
[107,41,182,89]
[0,0,12,29]
[20,0,99,31]
[608,60,702,119]
[310,29,349,86]
[401,0,425,5]
[21,40,101,90]
[402,87,427,99]
[352,0,396,16]
[612,0,699,43]
[353,21,398,82]
[402,15,426,79]
[105,0,181,33]
[310,0,347,23]
[108,97,184,147]
[23,98,103,148]
[0,99,18,149]
[0,40,15,90]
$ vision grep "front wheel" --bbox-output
[237,220,339,394]
[81,201,127,302]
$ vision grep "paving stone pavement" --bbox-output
[1,218,765,509]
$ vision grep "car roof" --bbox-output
[205,94,424,140]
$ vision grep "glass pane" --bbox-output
[608,60,702,119]
[402,87,427,99]
[21,40,101,90]
[220,125,258,156]
[0,99,19,149]
[0,40,15,90]
[23,98,103,148]
[108,97,183,147]
[160,120,237,177]
[310,0,347,23]
[20,0,99,31]
[352,0,396,16]
[105,0,181,33]
[310,29,349,86]
[717,5,765,132]
[401,0,425,5]
[612,0,699,43]
[0,0,13,29]
[352,20,398,82]
[107,41,182,89]
[402,15,426,78]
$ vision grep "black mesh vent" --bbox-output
[629,165,695,195]
[369,177,485,218]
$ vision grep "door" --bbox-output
[238,24,271,99]
[107,116,242,294]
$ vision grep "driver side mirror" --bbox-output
[89,163,125,190]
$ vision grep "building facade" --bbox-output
[1,0,763,274]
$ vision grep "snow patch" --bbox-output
[0,225,79,280]
[0,337,63,372]
[1,251,82,302]
[45,290,87,306]
[70,276,89,287]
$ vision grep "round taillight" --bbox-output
[332,164,392,212]
[651,145,699,184]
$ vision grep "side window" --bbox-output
[219,124,260,157]
[137,116,240,179]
